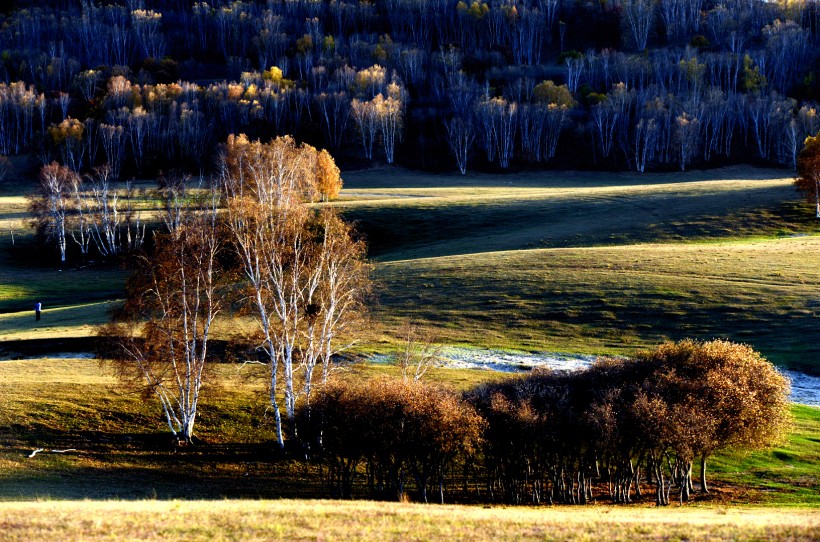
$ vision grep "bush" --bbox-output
[298,378,484,502]
[468,340,791,505]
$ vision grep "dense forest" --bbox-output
[0,0,818,175]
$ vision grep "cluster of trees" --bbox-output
[470,339,789,505]
[100,135,370,446]
[1,1,820,174]
[13,64,408,178]
[298,378,485,502]
[29,162,144,263]
[299,339,790,505]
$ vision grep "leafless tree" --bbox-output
[29,162,78,263]
[619,0,655,51]
[351,97,378,160]
[85,165,125,257]
[591,98,619,161]
[315,91,350,149]
[395,325,443,382]
[100,124,126,180]
[674,111,700,171]
[374,86,404,164]
[477,97,517,168]
[633,117,658,172]
[445,116,475,174]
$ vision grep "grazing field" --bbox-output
[0,358,818,505]
[3,166,819,367]
[2,166,820,536]
[373,237,820,373]
[1,500,819,541]
[339,166,814,261]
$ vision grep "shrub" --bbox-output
[298,378,484,502]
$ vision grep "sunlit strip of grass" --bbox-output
[0,300,120,341]
[0,500,818,541]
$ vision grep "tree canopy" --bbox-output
[796,131,820,218]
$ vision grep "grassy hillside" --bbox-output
[2,166,820,535]
[339,166,813,261]
[3,166,819,369]
[373,237,820,372]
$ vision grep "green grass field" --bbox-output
[4,165,819,366]
[371,238,820,372]
[339,166,814,260]
[2,164,820,537]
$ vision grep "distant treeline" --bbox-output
[0,0,819,174]
[299,340,790,505]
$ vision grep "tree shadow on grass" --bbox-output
[1,433,325,500]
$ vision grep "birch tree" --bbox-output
[351,98,378,160]
[29,162,77,263]
[619,0,655,51]
[445,116,475,174]
[102,182,222,444]
[85,165,129,257]
[374,89,404,164]
[100,124,126,180]
[314,91,350,150]
[221,135,369,447]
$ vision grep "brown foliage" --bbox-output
[221,133,322,204]
[221,135,370,447]
[100,184,224,443]
[469,340,791,505]
[795,131,820,217]
[298,378,484,502]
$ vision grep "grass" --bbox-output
[0,233,128,315]
[0,358,495,501]
[2,164,820,535]
[0,301,119,341]
[373,237,820,372]
[709,405,820,506]
[0,500,818,541]
[0,358,817,505]
[339,166,816,261]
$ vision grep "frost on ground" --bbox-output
[784,370,820,407]
[439,347,599,373]
[369,348,820,407]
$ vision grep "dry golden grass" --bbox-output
[338,171,792,207]
[0,500,818,541]
[0,195,27,232]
